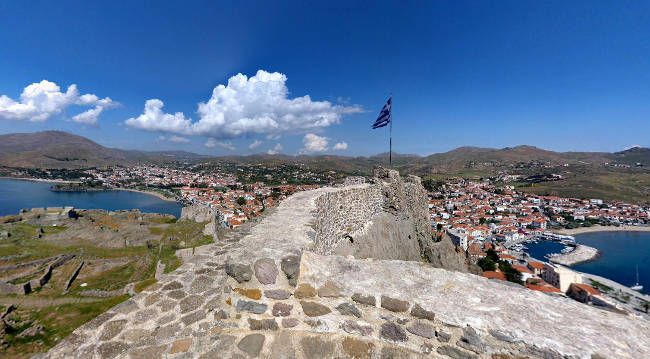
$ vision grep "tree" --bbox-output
[236,197,247,206]
[477,257,496,271]
[498,261,523,284]
[643,301,650,314]
[486,249,499,263]
[436,223,443,231]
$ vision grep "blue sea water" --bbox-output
[526,231,650,294]
[0,178,182,217]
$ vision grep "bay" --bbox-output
[0,178,182,217]
[526,231,650,294]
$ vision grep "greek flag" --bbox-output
[372,96,391,129]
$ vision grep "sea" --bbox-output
[526,231,650,294]
[0,178,182,217]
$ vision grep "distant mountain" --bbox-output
[612,147,650,165]
[1,131,647,174]
[0,131,205,168]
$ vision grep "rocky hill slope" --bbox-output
[41,169,650,359]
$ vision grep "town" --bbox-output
[3,163,650,316]
[427,177,650,316]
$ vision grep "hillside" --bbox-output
[1,131,648,203]
[0,131,205,169]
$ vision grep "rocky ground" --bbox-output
[40,181,650,359]
[0,208,212,358]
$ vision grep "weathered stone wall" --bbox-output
[312,185,384,255]
[313,167,475,269]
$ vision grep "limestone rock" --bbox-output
[272,302,293,317]
[237,334,265,357]
[281,255,301,287]
[336,302,362,318]
[300,336,335,359]
[410,303,435,321]
[234,288,262,300]
[379,322,408,342]
[437,329,452,342]
[437,345,477,359]
[341,320,373,336]
[380,295,410,312]
[248,318,278,331]
[254,258,278,285]
[406,321,435,339]
[226,263,253,283]
[99,320,127,341]
[300,301,332,317]
[170,338,193,354]
[342,337,374,359]
[317,280,343,297]
[294,283,317,299]
[351,293,376,306]
[457,326,485,354]
[282,318,299,328]
[236,300,267,314]
[265,289,291,300]
[180,295,205,313]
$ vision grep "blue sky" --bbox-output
[1,1,649,156]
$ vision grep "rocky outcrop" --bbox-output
[43,174,650,359]
[180,204,214,223]
[180,204,219,241]
[313,167,477,273]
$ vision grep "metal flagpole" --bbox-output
[389,94,392,167]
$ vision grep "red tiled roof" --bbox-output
[482,271,507,281]
[512,265,533,275]
[571,283,600,296]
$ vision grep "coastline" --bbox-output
[114,188,178,202]
[554,225,650,236]
[0,176,78,184]
[0,177,179,203]
[549,244,601,266]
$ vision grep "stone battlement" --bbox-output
[42,169,650,359]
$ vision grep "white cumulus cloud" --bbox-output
[249,140,263,151]
[125,99,192,134]
[267,143,283,155]
[299,133,330,154]
[205,138,236,151]
[169,135,190,143]
[125,70,362,139]
[332,142,348,151]
[0,80,117,125]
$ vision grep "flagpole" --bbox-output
[389,93,392,167]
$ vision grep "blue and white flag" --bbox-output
[372,96,391,129]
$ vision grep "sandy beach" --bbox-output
[554,225,650,236]
[0,176,79,184]
[115,188,178,202]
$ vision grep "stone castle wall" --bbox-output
[312,168,461,264]
[312,185,384,255]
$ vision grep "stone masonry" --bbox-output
[41,169,650,359]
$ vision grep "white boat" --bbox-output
[631,265,643,291]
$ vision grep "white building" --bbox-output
[447,228,469,251]
[542,263,583,293]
